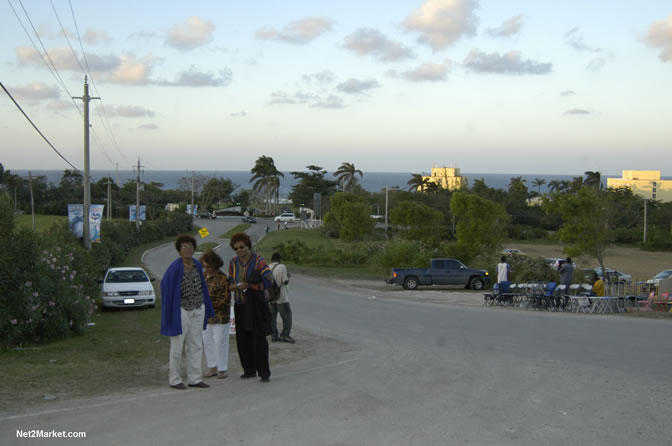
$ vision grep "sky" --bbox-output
[1,0,671,175]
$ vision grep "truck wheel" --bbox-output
[403,277,419,290]
[469,277,485,290]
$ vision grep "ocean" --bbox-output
[14,169,604,198]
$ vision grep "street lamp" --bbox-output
[384,185,399,240]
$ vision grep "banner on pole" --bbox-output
[129,205,147,222]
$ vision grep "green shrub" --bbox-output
[370,240,436,273]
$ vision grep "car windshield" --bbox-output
[106,271,148,283]
[653,270,672,279]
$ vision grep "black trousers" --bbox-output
[234,304,270,378]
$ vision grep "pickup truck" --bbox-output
[385,258,489,290]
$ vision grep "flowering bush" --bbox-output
[0,197,98,348]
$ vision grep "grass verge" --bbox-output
[219,224,250,239]
[0,235,182,414]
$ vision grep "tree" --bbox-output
[584,171,602,190]
[407,174,430,192]
[508,176,528,195]
[546,186,612,278]
[450,191,510,261]
[288,165,338,209]
[200,177,235,211]
[389,200,444,242]
[250,156,284,214]
[532,178,546,194]
[323,193,374,240]
[333,162,363,193]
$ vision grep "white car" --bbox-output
[101,267,156,309]
[274,212,296,222]
[644,269,672,290]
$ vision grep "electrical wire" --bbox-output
[1,81,80,172]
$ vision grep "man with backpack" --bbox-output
[269,253,294,343]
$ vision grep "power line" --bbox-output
[67,0,133,168]
[1,81,80,172]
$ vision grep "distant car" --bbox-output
[644,269,672,290]
[196,211,213,219]
[241,215,257,223]
[274,212,296,222]
[545,258,575,270]
[100,267,156,309]
[502,248,524,255]
[583,267,632,284]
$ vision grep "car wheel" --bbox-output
[403,277,419,290]
[469,277,485,290]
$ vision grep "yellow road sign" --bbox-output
[198,227,209,238]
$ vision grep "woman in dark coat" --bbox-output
[228,232,273,382]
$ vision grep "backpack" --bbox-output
[268,264,282,302]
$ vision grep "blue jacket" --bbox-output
[160,257,215,336]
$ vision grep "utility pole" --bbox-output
[191,171,195,217]
[134,158,143,230]
[29,170,35,231]
[73,76,99,250]
[106,175,112,221]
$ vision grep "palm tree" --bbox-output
[407,173,430,192]
[250,156,283,214]
[584,170,602,190]
[508,176,527,193]
[532,178,546,194]
[333,162,363,193]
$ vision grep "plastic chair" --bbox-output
[654,292,670,312]
[636,291,655,312]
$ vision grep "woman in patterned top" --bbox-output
[160,234,215,390]
[201,250,231,379]
[228,232,273,382]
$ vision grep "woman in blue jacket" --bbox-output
[161,234,215,390]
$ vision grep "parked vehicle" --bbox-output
[241,215,257,223]
[197,210,215,219]
[274,212,296,222]
[544,257,576,271]
[582,267,632,284]
[644,269,672,289]
[385,258,489,290]
[100,267,156,309]
[502,248,524,255]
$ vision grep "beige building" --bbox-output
[422,166,468,191]
[607,170,672,202]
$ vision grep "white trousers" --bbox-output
[169,305,205,386]
[202,323,230,372]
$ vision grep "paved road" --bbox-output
[2,221,671,445]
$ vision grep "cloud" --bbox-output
[402,0,479,50]
[310,95,344,109]
[564,109,591,115]
[487,14,524,38]
[231,111,247,117]
[139,123,159,130]
[463,48,552,75]
[268,91,320,105]
[255,18,332,45]
[106,105,155,118]
[84,29,112,45]
[391,62,450,82]
[302,70,336,84]
[16,46,154,85]
[343,28,414,62]
[586,57,606,72]
[129,30,157,42]
[565,27,603,52]
[164,16,215,51]
[45,100,72,111]
[8,82,60,102]
[156,66,232,87]
[335,78,380,94]
[36,24,74,40]
[644,14,672,62]
[560,90,576,97]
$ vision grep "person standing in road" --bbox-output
[560,257,574,288]
[160,234,215,390]
[497,256,511,293]
[228,232,273,383]
[269,252,295,344]
[200,250,231,380]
